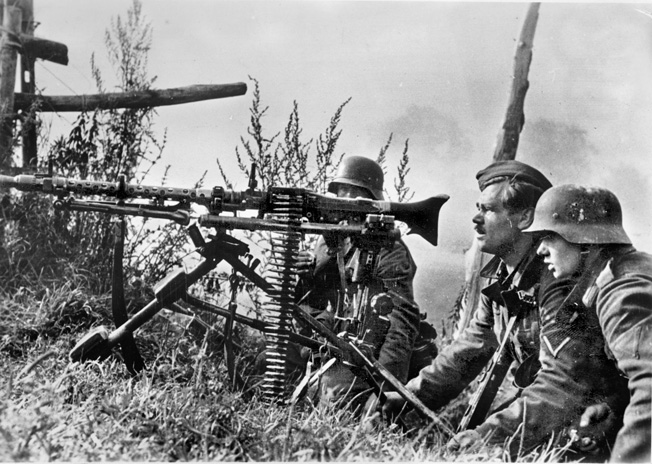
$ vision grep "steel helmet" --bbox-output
[328,156,384,200]
[528,184,631,245]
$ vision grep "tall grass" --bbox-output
[0,275,584,462]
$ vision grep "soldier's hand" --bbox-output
[381,391,409,421]
[568,402,616,453]
[579,402,612,427]
[360,394,383,432]
[295,250,315,276]
[447,429,482,453]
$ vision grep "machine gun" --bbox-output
[0,168,448,409]
[0,171,446,246]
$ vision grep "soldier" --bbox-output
[524,184,652,463]
[383,160,556,430]
[450,184,632,460]
[294,155,432,411]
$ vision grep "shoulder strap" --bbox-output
[582,246,635,307]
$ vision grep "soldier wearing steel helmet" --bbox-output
[451,183,633,460]
[526,184,652,463]
[294,155,427,411]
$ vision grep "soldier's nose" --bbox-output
[536,241,548,256]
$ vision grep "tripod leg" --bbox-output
[70,257,221,365]
[224,270,245,390]
[111,217,145,375]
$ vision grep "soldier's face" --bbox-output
[472,182,524,258]
[536,233,582,279]
[337,184,372,199]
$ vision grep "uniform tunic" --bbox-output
[475,256,630,459]
[593,248,652,463]
[405,247,546,415]
[298,235,421,408]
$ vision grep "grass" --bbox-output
[0,277,583,462]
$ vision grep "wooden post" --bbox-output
[456,3,540,337]
[17,0,37,169]
[0,2,21,169]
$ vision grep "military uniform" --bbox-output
[405,246,547,414]
[518,184,651,462]
[403,159,554,420]
[590,248,652,463]
[298,234,421,409]
[474,253,630,458]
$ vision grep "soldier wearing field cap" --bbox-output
[522,184,651,463]
[384,160,559,430]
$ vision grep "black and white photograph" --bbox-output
[1,1,650,461]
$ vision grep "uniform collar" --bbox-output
[480,246,543,292]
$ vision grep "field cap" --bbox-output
[476,160,552,192]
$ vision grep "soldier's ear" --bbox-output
[517,207,535,230]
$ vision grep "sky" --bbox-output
[33,1,652,323]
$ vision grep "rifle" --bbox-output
[0,168,449,406]
[457,315,516,432]
[293,304,455,437]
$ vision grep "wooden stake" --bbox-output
[0,3,21,168]
[492,3,540,162]
[18,0,36,169]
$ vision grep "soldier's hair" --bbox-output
[482,175,547,213]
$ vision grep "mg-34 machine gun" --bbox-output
[0,168,450,430]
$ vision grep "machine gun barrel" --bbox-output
[0,174,262,213]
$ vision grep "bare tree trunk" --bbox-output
[456,3,540,337]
